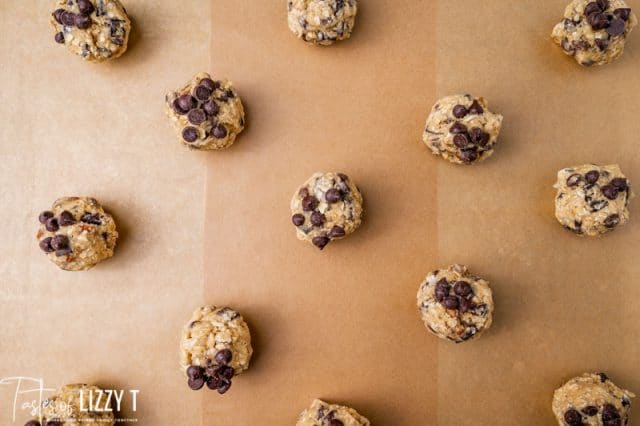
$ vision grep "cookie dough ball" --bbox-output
[179,305,252,394]
[290,172,364,250]
[297,399,370,426]
[36,197,118,271]
[551,0,637,66]
[31,383,115,426]
[554,164,633,236]
[51,0,131,62]
[422,94,503,165]
[417,264,494,343]
[165,72,245,150]
[288,0,358,45]
[552,373,634,426]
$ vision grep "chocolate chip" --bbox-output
[598,372,609,382]
[50,234,69,250]
[39,237,54,253]
[302,195,319,211]
[81,213,101,225]
[622,398,631,407]
[435,279,450,302]
[607,18,626,36]
[443,296,459,310]
[604,214,620,229]
[74,14,91,29]
[458,148,478,163]
[53,9,65,23]
[337,173,349,181]
[194,85,212,101]
[468,127,489,146]
[24,421,41,426]
[564,409,582,425]
[585,2,602,16]
[459,297,475,313]
[292,213,305,226]
[597,0,609,11]
[567,173,582,187]
[61,11,76,26]
[585,170,600,184]
[45,217,59,232]
[601,184,619,200]
[77,0,95,15]
[225,90,235,99]
[187,109,206,125]
[58,211,76,226]
[310,211,325,226]
[312,236,330,249]
[468,100,484,114]
[215,349,232,365]
[582,406,599,416]
[216,365,234,380]
[203,101,219,116]
[325,188,342,203]
[450,123,467,134]
[595,38,610,50]
[45,420,61,426]
[453,281,472,297]
[206,375,223,390]
[216,380,231,394]
[299,188,309,198]
[453,134,469,148]
[590,199,608,211]
[174,95,196,114]
[589,12,609,30]
[452,104,468,118]
[614,8,631,21]
[187,365,204,379]
[39,211,54,224]
[54,32,65,43]
[182,127,199,143]
[610,178,628,191]
[602,404,620,421]
[328,226,345,238]
[199,78,218,91]
[212,125,227,139]
[329,420,344,426]
[188,377,205,390]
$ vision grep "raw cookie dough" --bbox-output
[290,172,364,250]
[422,94,503,165]
[288,0,358,45]
[552,373,634,426]
[179,305,252,394]
[297,399,370,426]
[554,164,633,236]
[36,197,118,271]
[27,383,115,426]
[551,0,637,66]
[165,72,245,150]
[51,0,131,62]
[417,264,494,343]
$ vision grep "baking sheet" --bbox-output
[2,0,639,425]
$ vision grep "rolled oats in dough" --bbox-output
[417,264,494,343]
[422,94,503,165]
[28,383,115,426]
[552,373,634,426]
[288,0,358,45]
[51,0,131,62]
[551,0,637,66]
[297,399,370,426]
[554,164,633,236]
[36,197,118,271]
[166,72,245,150]
[291,172,364,250]
[179,305,252,394]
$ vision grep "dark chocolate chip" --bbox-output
[225,90,235,99]
[595,38,610,50]
[337,173,349,181]
[53,9,65,23]
[567,173,582,187]
[39,211,54,224]
[212,125,227,139]
[459,297,475,313]
[206,375,223,390]
[50,234,69,250]
[564,408,582,425]
[601,184,619,200]
[598,372,609,382]
[325,188,343,203]
[299,188,310,198]
[589,12,609,30]
[597,0,609,11]
[622,398,630,407]
[54,32,65,43]
[39,237,54,253]
[187,377,205,390]
[194,85,212,101]
[312,236,330,249]
[585,2,603,16]
[77,0,95,15]
[452,105,468,118]
[61,11,76,26]
[81,213,101,225]
[216,365,234,380]
[468,100,484,114]
[435,279,450,302]
[585,170,600,184]
[203,101,219,116]
[55,247,72,257]
[216,380,231,394]
[74,14,91,29]
[292,213,305,226]
[450,122,468,134]
[58,211,76,226]
[329,420,344,426]
[187,365,204,379]
[610,178,628,191]
[453,134,469,148]
[604,214,620,228]
[45,420,61,426]
[45,218,60,232]
[182,127,199,143]
[590,199,608,211]
[453,281,472,297]
[215,349,232,365]
[310,211,325,226]
[458,148,478,163]
[614,8,631,21]
[187,109,206,125]
[174,95,196,114]
[468,127,490,146]
[607,18,626,36]
[199,78,218,91]
[602,404,620,421]
[582,406,599,416]
[328,226,345,238]
[302,196,319,212]
[443,296,459,310]
[24,421,41,426]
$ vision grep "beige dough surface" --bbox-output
[552,373,634,425]
[165,72,245,150]
[554,164,633,236]
[51,0,131,62]
[34,383,115,426]
[288,0,358,45]
[290,172,364,250]
[422,94,503,165]
[36,197,118,271]
[417,264,494,343]
[297,399,370,426]
[551,0,637,66]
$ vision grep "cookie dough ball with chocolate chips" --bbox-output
[291,172,364,250]
[165,72,245,150]
[36,197,118,271]
[51,0,131,62]
[179,305,253,394]
[297,399,370,426]
[288,0,358,45]
[417,264,494,343]
[422,94,503,165]
[554,164,633,236]
[552,373,634,426]
[551,0,637,66]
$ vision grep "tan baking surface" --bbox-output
[1,0,639,425]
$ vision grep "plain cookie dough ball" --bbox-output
[291,172,364,250]
[297,399,370,426]
[554,164,633,236]
[36,197,118,271]
[28,383,115,426]
[166,72,245,150]
[288,0,358,45]
[179,305,252,394]
[417,264,494,343]
[552,373,634,426]
[51,0,131,62]
[422,94,503,165]
[551,0,637,66]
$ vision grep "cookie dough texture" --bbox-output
[417,264,494,343]
[288,0,358,45]
[422,94,503,165]
[36,197,118,271]
[297,399,370,426]
[554,164,632,236]
[166,72,245,150]
[552,0,637,66]
[179,305,252,393]
[552,373,634,426]
[36,383,115,426]
[51,0,131,62]
[291,172,364,250]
